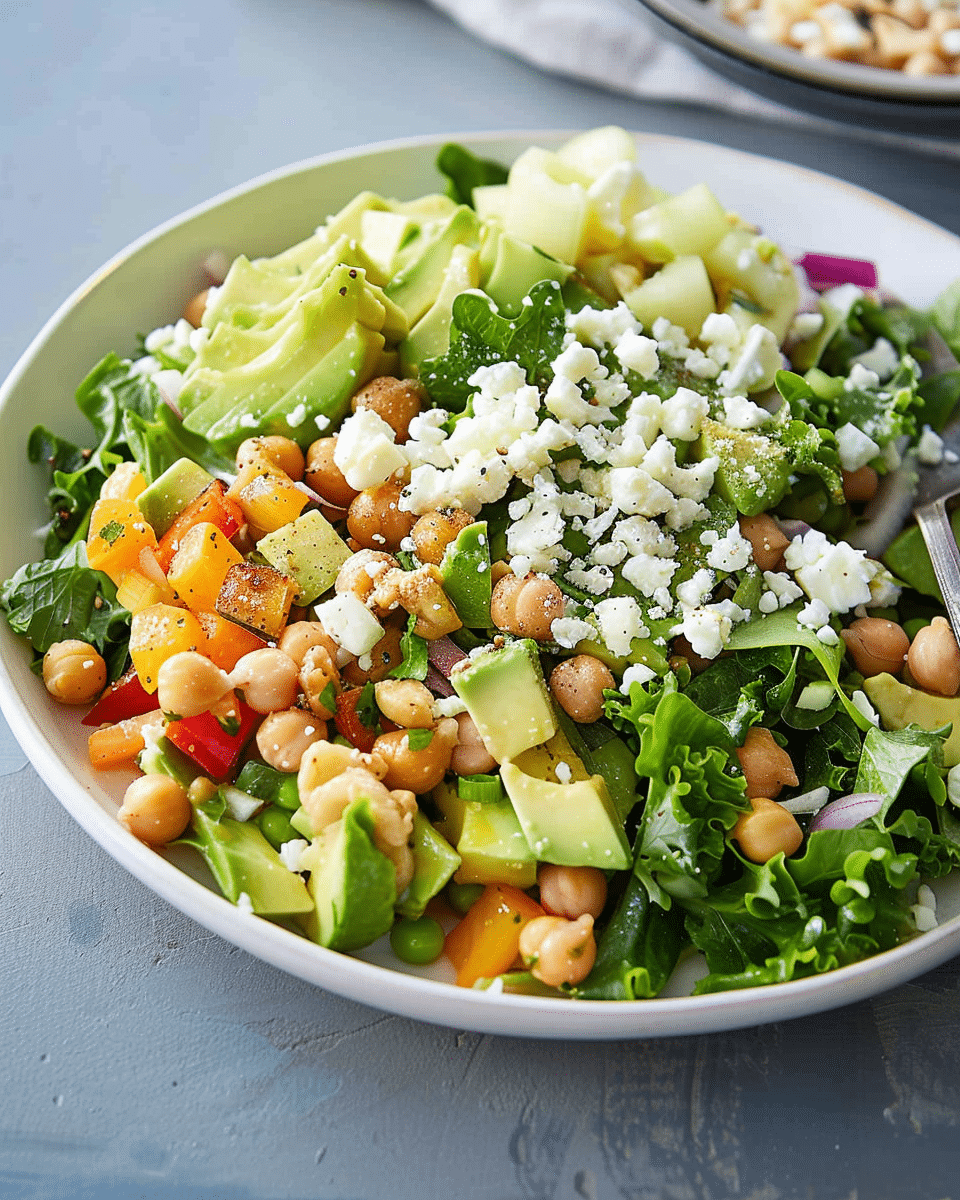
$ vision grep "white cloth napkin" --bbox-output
[427,0,957,156]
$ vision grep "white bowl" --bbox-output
[2,130,959,1039]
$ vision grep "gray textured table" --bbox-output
[2,3,959,1197]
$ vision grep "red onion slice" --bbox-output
[427,636,469,678]
[425,663,455,698]
[798,253,878,291]
[808,792,884,832]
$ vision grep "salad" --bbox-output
[6,125,960,1001]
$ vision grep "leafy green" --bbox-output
[0,543,131,677]
[27,424,122,557]
[931,279,960,359]
[387,613,429,681]
[574,873,686,1000]
[123,402,234,482]
[436,143,508,208]
[419,279,567,410]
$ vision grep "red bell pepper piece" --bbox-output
[165,697,259,781]
[156,481,243,572]
[334,687,380,753]
[81,665,157,727]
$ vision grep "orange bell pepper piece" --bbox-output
[444,883,545,988]
[88,709,163,769]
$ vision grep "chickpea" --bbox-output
[518,914,597,989]
[738,513,790,572]
[735,726,798,800]
[411,507,474,566]
[299,644,340,719]
[182,288,210,328]
[449,711,497,776]
[298,739,386,797]
[187,776,219,805]
[256,709,326,773]
[156,651,232,718]
[374,679,434,729]
[392,564,462,640]
[842,465,880,505]
[100,460,146,502]
[118,774,192,846]
[841,617,909,678]
[42,640,107,705]
[278,620,339,669]
[549,655,614,724]
[334,549,401,615]
[347,480,417,552]
[341,618,406,685]
[490,560,512,586]
[731,796,803,864]
[229,648,300,713]
[907,615,960,697]
[236,435,304,482]
[351,375,424,443]
[538,864,607,921]
[304,437,360,509]
[373,717,459,794]
[490,572,565,641]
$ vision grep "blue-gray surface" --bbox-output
[2,2,960,1197]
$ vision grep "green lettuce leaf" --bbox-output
[436,143,508,208]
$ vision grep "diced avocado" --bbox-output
[400,243,480,373]
[623,256,716,339]
[256,509,352,604]
[136,457,214,536]
[502,158,588,266]
[137,732,198,789]
[702,229,800,343]
[480,231,571,316]
[290,805,313,840]
[298,798,397,950]
[396,811,461,919]
[451,639,557,763]
[500,759,631,870]
[884,511,960,602]
[472,183,509,223]
[385,206,481,326]
[433,780,537,888]
[556,125,638,178]
[438,520,491,627]
[182,805,313,916]
[510,728,592,785]
[273,191,392,274]
[695,417,792,517]
[628,183,729,265]
[863,673,960,766]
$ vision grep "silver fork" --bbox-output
[912,328,960,632]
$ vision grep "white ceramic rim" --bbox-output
[2,129,959,1040]
[634,0,960,103]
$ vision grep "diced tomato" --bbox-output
[334,687,379,753]
[156,481,243,572]
[165,697,259,781]
[82,666,157,727]
[444,884,545,988]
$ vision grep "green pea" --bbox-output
[274,775,301,811]
[390,916,446,965]
[258,806,296,850]
[447,882,484,915]
[904,617,931,640]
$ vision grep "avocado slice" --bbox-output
[433,780,537,888]
[136,457,214,537]
[298,798,397,950]
[695,417,792,517]
[480,230,571,315]
[385,205,480,326]
[862,673,960,766]
[395,811,461,919]
[256,508,353,605]
[500,756,631,870]
[451,639,557,764]
[623,255,716,340]
[183,805,314,917]
[629,183,729,265]
[400,242,480,373]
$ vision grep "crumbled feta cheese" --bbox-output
[784,530,878,613]
[835,422,881,472]
[236,892,254,915]
[593,597,648,657]
[334,408,407,489]
[432,695,467,718]
[717,324,781,395]
[845,362,881,392]
[700,523,753,572]
[761,570,804,608]
[918,425,945,466]
[550,616,597,649]
[621,663,656,690]
[566,302,639,348]
[821,283,864,319]
[615,331,660,379]
[555,760,573,785]
[279,839,310,873]
[788,312,824,342]
[851,337,899,381]
[720,394,770,430]
[659,387,709,441]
